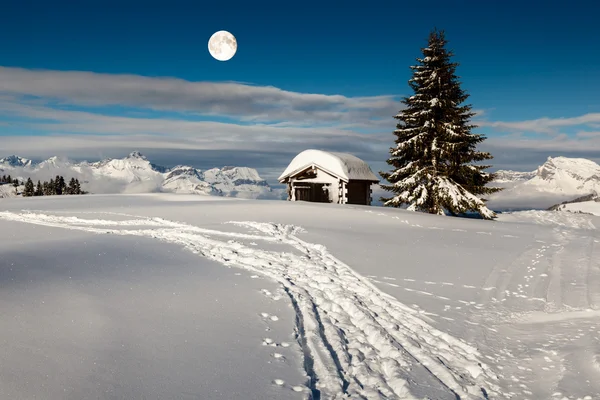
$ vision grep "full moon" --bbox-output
[208,31,237,61]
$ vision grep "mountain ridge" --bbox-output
[0,151,282,199]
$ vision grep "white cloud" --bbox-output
[0,67,401,125]
[478,113,600,134]
[2,66,600,180]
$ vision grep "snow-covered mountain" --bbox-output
[0,152,281,199]
[491,169,536,185]
[489,156,600,210]
[0,155,32,169]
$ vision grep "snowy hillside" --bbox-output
[0,152,280,199]
[1,194,599,399]
[0,183,16,198]
[489,156,600,210]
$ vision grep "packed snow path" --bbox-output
[0,210,499,399]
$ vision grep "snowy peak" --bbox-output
[489,156,600,211]
[35,156,71,170]
[89,152,163,183]
[164,165,203,181]
[204,166,269,191]
[126,151,148,160]
[0,155,32,168]
[526,156,600,195]
[535,156,600,182]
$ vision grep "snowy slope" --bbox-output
[0,183,16,198]
[489,156,600,210]
[554,199,600,216]
[0,152,279,199]
[1,194,599,399]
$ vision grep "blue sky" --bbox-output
[1,0,600,180]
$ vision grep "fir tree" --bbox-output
[380,29,501,219]
[55,175,63,195]
[49,178,56,195]
[67,177,76,195]
[6,175,12,184]
[23,178,35,197]
[59,176,66,194]
[75,178,82,195]
[35,180,43,196]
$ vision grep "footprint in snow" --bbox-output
[273,379,285,386]
[261,312,279,321]
[271,352,285,361]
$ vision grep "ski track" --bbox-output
[466,216,600,400]
[0,210,499,400]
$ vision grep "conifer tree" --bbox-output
[35,180,43,196]
[380,29,501,219]
[67,177,76,195]
[49,178,56,195]
[54,175,62,195]
[23,178,35,197]
[75,178,82,195]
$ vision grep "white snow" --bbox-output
[278,149,379,183]
[1,194,600,399]
[561,200,600,216]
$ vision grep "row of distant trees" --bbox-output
[1,174,86,196]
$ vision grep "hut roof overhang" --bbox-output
[278,150,380,183]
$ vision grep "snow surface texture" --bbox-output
[489,157,600,211]
[561,200,600,216]
[0,151,281,199]
[278,149,379,182]
[1,195,600,399]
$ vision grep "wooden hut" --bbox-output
[278,150,380,205]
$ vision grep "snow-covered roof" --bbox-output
[278,150,379,183]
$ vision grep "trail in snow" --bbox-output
[465,215,600,400]
[0,210,499,400]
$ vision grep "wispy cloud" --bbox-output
[1,66,600,179]
[478,113,600,134]
[0,67,401,125]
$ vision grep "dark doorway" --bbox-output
[346,181,369,205]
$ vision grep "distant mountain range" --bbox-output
[488,156,600,211]
[3,153,599,211]
[0,152,284,200]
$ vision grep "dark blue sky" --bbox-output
[2,1,598,118]
[1,0,599,175]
